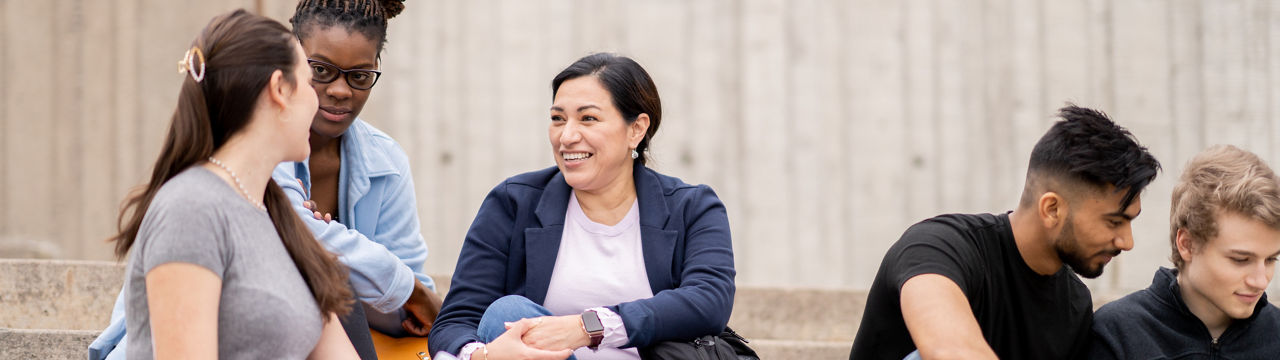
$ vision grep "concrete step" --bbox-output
[0,328,854,360]
[751,339,849,359]
[728,287,862,343]
[0,259,455,331]
[1,259,860,343]
[0,259,124,331]
[0,328,99,360]
[25,258,1267,360]
[3,258,862,359]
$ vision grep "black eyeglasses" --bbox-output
[307,59,382,90]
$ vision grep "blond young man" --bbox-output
[1090,145,1280,359]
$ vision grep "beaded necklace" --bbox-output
[207,157,265,211]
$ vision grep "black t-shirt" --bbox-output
[849,213,1092,360]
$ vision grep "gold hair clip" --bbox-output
[177,46,206,82]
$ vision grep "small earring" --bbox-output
[630,149,640,159]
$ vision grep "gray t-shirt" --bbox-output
[125,167,323,359]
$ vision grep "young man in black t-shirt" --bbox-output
[850,105,1162,360]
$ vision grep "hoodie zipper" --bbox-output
[1210,337,1220,357]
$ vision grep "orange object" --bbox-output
[369,328,430,360]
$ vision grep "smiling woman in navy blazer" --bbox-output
[428,53,736,360]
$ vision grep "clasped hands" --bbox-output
[485,314,588,360]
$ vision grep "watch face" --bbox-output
[582,311,605,332]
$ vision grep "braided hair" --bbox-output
[290,0,405,54]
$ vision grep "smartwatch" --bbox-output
[581,310,604,350]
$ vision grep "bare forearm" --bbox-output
[900,274,998,360]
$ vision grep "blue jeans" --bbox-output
[479,295,577,360]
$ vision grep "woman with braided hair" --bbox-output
[275,0,444,349]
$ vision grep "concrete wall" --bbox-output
[2,0,1279,297]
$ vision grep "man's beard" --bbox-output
[1054,218,1119,279]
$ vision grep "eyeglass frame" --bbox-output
[306,58,383,90]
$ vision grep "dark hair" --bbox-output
[551,53,662,165]
[290,0,405,54]
[1021,104,1161,209]
[112,9,351,319]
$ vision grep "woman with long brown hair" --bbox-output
[91,2,441,358]
[110,9,357,359]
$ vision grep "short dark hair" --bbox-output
[290,0,405,54]
[551,53,662,165]
[1022,105,1161,209]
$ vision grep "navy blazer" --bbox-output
[428,163,736,355]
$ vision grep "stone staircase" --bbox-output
[1,259,123,359]
[0,259,857,359]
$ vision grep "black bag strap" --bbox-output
[719,327,760,360]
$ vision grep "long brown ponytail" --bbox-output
[112,9,351,318]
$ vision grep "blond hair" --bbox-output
[1169,145,1280,268]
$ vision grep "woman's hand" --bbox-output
[514,315,591,352]
[297,179,332,223]
[486,319,574,360]
[400,280,443,336]
[302,199,333,223]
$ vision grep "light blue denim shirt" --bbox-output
[274,118,436,303]
[89,119,434,359]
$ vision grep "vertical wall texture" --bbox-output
[2,0,1278,297]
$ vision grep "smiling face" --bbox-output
[1179,211,1280,322]
[299,26,378,139]
[549,76,648,192]
[1053,186,1142,278]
